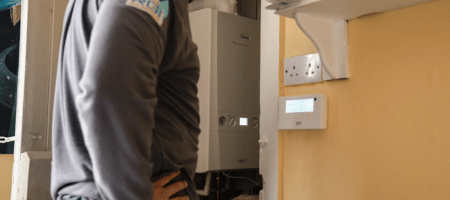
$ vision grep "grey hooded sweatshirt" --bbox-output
[51,0,200,199]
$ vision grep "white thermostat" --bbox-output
[279,94,327,130]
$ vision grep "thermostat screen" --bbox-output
[286,99,314,113]
[240,118,248,126]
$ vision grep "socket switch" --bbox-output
[284,53,322,86]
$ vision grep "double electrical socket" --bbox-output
[284,53,323,86]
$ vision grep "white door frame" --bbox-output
[259,1,280,200]
[11,0,68,198]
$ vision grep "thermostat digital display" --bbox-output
[279,94,327,130]
[286,99,314,113]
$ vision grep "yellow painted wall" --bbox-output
[0,155,14,200]
[280,0,450,199]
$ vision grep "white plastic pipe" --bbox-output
[196,172,213,196]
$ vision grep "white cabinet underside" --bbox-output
[269,0,432,20]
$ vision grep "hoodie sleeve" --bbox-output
[75,0,167,199]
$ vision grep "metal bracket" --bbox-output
[30,133,42,140]
[28,132,42,145]
[293,12,350,80]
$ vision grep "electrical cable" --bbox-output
[221,172,259,186]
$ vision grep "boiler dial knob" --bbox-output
[251,117,259,128]
[229,117,236,127]
[219,116,226,126]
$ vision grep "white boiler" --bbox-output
[190,8,260,172]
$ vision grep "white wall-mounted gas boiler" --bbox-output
[190,9,261,173]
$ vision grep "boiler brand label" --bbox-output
[240,33,250,40]
[126,0,169,26]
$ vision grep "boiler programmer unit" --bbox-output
[279,94,327,130]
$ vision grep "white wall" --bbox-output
[259,1,279,200]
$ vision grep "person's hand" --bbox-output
[153,171,189,200]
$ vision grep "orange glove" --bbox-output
[153,171,189,200]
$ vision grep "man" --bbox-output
[51,0,201,199]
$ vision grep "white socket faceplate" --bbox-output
[284,53,323,86]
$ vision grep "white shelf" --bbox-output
[268,0,432,20]
[267,0,431,80]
